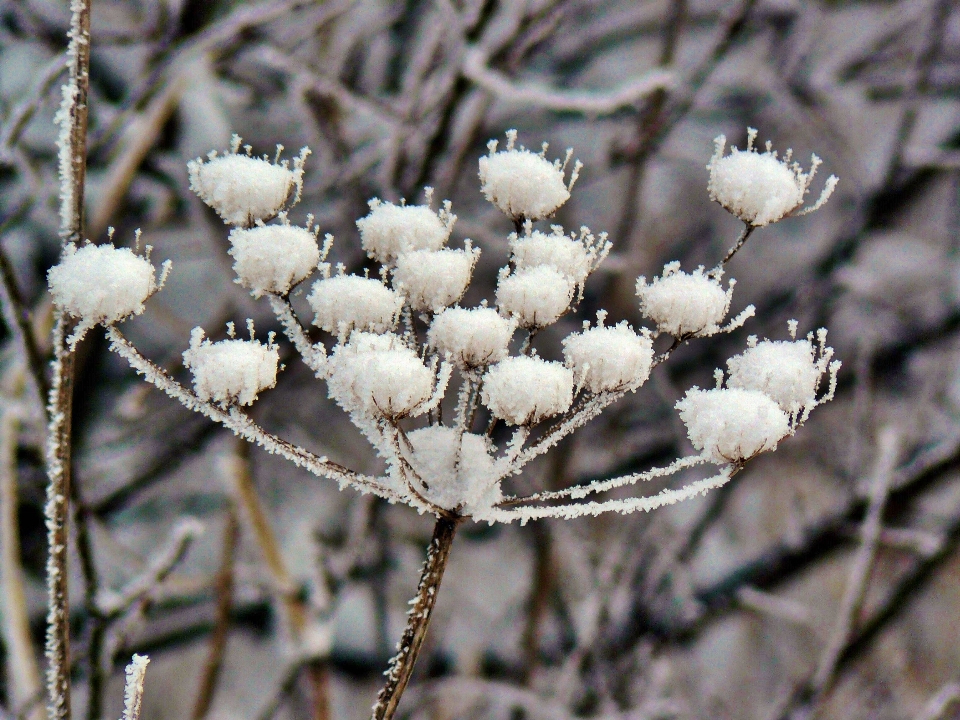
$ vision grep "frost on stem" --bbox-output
[356,196,455,264]
[120,654,149,720]
[183,325,279,406]
[707,127,838,227]
[227,216,320,297]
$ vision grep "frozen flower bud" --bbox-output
[404,426,501,513]
[481,355,573,426]
[676,387,790,463]
[428,307,515,368]
[636,262,734,337]
[326,332,434,418]
[707,128,838,227]
[497,266,575,328]
[307,274,402,336]
[510,225,609,286]
[47,241,162,346]
[393,244,479,313]
[188,136,309,226]
[562,320,654,393]
[183,327,279,406]
[227,222,319,297]
[356,198,455,264]
[479,130,581,221]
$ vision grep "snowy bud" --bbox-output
[48,242,160,346]
[356,199,455,264]
[428,307,515,368]
[497,266,574,328]
[676,387,790,463]
[481,355,573,426]
[707,128,838,227]
[183,328,279,406]
[479,130,580,221]
[562,321,653,393]
[393,244,479,313]
[327,333,434,418]
[307,275,402,336]
[636,262,733,337]
[227,223,319,296]
[510,225,609,285]
[404,426,501,513]
[188,136,309,226]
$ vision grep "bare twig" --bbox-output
[915,682,960,720]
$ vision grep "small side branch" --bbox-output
[720,222,755,266]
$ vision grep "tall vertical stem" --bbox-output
[371,514,459,720]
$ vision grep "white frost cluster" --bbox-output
[636,262,744,337]
[188,136,309,226]
[47,242,162,345]
[403,427,501,513]
[707,128,838,227]
[183,327,279,406]
[510,225,610,286]
[227,221,319,296]
[393,245,479,312]
[428,307,514,368]
[307,274,402,336]
[356,199,455,264]
[497,266,575,328]
[327,333,434,418]
[563,319,653,393]
[482,355,573,426]
[479,130,581,221]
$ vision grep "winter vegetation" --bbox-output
[1,1,960,720]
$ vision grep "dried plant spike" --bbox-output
[182,327,280,406]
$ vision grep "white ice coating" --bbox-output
[481,355,573,426]
[510,226,608,285]
[120,654,150,720]
[307,275,402,336]
[497,265,575,328]
[356,200,454,264]
[726,338,821,416]
[428,307,515,368]
[183,328,279,406]
[228,223,319,296]
[636,262,734,337]
[676,387,790,463]
[393,244,479,313]
[563,320,654,393]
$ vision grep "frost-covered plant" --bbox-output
[47,128,840,720]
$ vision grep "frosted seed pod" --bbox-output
[510,227,597,284]
[307,275,402,336]
[497,266,574,328]
[675,387,790,463]
[636,262,733,337]
[393,244,479,312]
[183,328,279,406]
[326,333,434,418]
[356,199,455,264]
[227,224,319,296]
[404,426,501,513]
[562,321,654,393]
[188,136,309,226]
[726,338,821,416]
[428,307,515,368]
[479,130,581,221]
[707,128,838,227]
[481,355,573,426]
[48,242,160,345]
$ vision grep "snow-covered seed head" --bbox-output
[47,242,161,347]
[393,244,480,313]
[326,332,434,418]
[188,136,309,226]
[675,387,790,463]
[496,265,575,329]
[356,199,455,264]
[183,327,279,406]
[562,319,654,393]
[510,225,609,286]
[481,355,574,426]
[636,262,733,337]
[707,128,838,227]
[227,222,319,297]
[403,426,501,513]
[479,130,581,221]
[307,274,402,337]
[428,307,515,368]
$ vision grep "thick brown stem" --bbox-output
[371,515,459,720]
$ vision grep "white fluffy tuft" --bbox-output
[183,328,279,406]
[636,262,732,337]
[497,266,574,328]
[481,355,573,425]
[393,245,479,312]
[356,200,454,264]
[403,426,501,512]
[562,321,653,393]
[726,338,821,415]
[307,275,402,336]
[228,224,319,296]
[428,307,515,368]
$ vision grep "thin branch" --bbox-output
[720,222,756,266]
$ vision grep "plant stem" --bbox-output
[371,514,460,720]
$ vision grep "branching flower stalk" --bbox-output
[47,127,839,719]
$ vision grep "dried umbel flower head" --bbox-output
[481,355,574,426]
[479,129,581,221]
[707,128,838,227]
[227,218,320,297]
[427,307,515,368]
[510,225,610,287]
[356,196,455,264]
[563,315,654,393]
[393,244,480,313]
[183,325,279,406]
[404,426,501,513]
[307,273,403,337]
[496,265,575,328]
[188,135,309,226]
